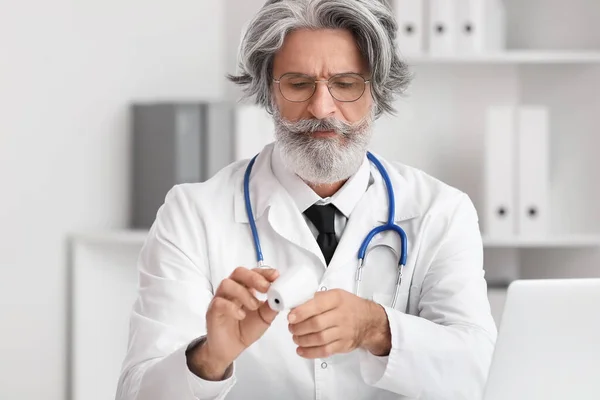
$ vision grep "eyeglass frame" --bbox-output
[272,72,371,103]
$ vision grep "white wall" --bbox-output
[0,1,224,399]
[224,0,268,102]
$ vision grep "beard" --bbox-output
[272,107,375,185]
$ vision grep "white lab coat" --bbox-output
[116,143,497,400]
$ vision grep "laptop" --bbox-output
[483,278,600,400]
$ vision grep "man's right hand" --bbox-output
[187,267,280,380]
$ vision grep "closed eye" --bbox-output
[290,82,313,88]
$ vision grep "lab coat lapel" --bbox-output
[369,154,421,224]
[326,191,375,272]
[268,193,326,266]
[328,155,422,271]
[233,143,325,267]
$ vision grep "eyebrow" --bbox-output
[280,71,364,78]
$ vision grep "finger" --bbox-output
[230,266,278,294]
[252,267,280,283]
[288,290,340,324]
[288,309,338,336]
[216,278,261,311]
[296,340,344,359]
[209,296,246,321]
[293,326,341,348]
[247,268,279,298]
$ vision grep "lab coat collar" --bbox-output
[368,151,421,223]
[233,144,421,225]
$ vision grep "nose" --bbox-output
[306,81,336,120]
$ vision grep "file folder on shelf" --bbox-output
[484,106,516,237]
[455,0,506,54]
[517,106,550,237]
[393,0,425,56]
[428,0,457,54]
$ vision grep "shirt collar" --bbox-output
[271,142,372,218]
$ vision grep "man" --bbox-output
[116,0,497,399]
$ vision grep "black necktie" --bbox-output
[304,204,339,265]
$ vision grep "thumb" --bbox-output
[256,299,279,325]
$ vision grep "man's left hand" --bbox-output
[287,289,391,359]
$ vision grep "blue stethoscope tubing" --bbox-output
[243,151,408,308]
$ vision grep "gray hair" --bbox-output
[227,0,412,118]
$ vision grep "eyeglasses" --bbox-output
[273,72,371,103]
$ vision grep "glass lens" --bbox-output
[279,74,316,102]
[329,74,365,102]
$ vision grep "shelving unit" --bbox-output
[68,233,141,400]
[482,235,600,249]
[407,50,600,65]
[71,230,600,250]
[371,0,600,286]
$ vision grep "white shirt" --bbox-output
[116,143,498,400]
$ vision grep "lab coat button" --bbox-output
[320,286,327,291]
[321,362,328,369]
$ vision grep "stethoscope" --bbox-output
[243,151,408,308]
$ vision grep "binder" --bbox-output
[484,106,516,237]
[517,106,550,237]
[131,102,236,229]
[455,0,506,54]
[393,0,425,56]
[428,0,457,55]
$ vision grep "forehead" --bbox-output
[272,28,368,77]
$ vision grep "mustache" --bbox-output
[276,116,364,137]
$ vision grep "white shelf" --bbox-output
[70,230,600,249]
[407,50,600,65]
[482,235,600,248]
[70,230,149,246]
